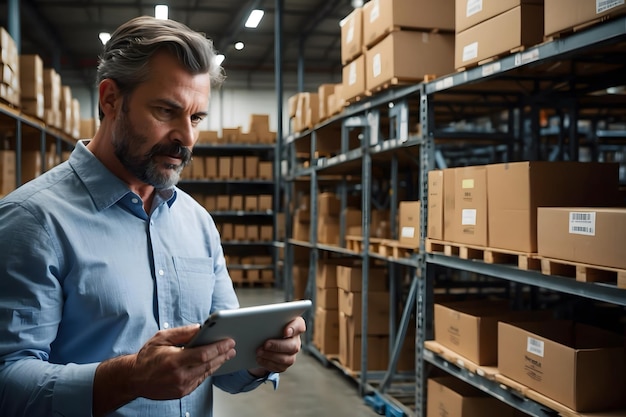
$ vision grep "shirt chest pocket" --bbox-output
[172,256,216,323]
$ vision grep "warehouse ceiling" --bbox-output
[2,0,358,90]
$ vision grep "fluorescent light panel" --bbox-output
[99,32,111,45]
[155,5,168,20]
[245,9,264,28]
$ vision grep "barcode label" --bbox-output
[527,337,544,357]
[569,211,596,236]
[466,0,483,17]
[597,0,624,13]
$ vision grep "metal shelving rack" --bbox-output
[281,15,626,417]
[0,103,76,190]
[179,143,281,284]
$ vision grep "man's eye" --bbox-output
[157,107,174,117]
[191,115,204,126]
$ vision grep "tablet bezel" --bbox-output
[185,299,312,376]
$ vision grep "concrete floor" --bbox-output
[213,287,382,417]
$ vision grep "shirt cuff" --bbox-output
[52,362,99,417]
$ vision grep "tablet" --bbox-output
[185,299,312,376]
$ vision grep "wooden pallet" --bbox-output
[368,75,429,95]
[345,235,383,254]
[425,238,541,271]
[377,239,419,259]
[455,45,528,72]
[538,256,626,289]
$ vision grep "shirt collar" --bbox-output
[69,140,177,211]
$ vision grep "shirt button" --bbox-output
[131,197,140,204]
[185,413,190,417]
[158,269,164,276]
[163,322,170,329]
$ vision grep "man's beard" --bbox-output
[112,110,192,189]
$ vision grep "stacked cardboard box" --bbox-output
[43,68,62,129]
[19,54,44,119]
[0,27,20,107]
[337,264,389,371]
[354,0,455,97]
[426,162,621,252]
[454,0,545,70]
[544,0,626,37]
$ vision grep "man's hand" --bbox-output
[249,316,306,377]
[93,324,236,417]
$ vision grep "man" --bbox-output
[0,16,305,417]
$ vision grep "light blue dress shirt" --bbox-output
[0,141,277,417]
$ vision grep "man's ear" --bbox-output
[99,78,120,118]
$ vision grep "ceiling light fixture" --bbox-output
[245,9,264,28]
[155,5,169,20]
[99,32,111,45]
[214,54,225,65]
[235,42,245,50]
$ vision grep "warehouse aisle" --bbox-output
[213,287,382,417]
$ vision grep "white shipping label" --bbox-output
[568,211,596,236]
[527,336,544,357]
[372,53,381,77]
[466,0,483,17]
[597,0,624,13]
[461,209,477,226]
[370,0,380,22]
[401,226,416,239]
[346,25,354,43]
[463,42,479,62]
[349,62,357,86]
[461,179,475,189]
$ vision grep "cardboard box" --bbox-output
[341,7,363,65]
[244,156,259,179]
[455,5,544,69]
[218,157,231,179]
[427,376,517,417]
[231,156,244,178]
[197,130,219,144]
[498,320,626,412]
[258,161,272,179]
[314,307,339,354]
[362,0,455,48]
[443,168,456,241]
[204,156,218,179]
[292,264,308,300]
[398,200,421,247]
[336,265,387,292]
[318,83,338,120]
[453,166,487,246]
[316,286,338,309]
[427,170,444,240]
[222,127,241,143]
[341,54,366,102]
[366,31,455,92]
[545,0,626,37]
[434,300,550,365]
[456,0,544,33]
[487,161,620,253]
[339,312,389,371]
[338,289,389,335]
[317,216,339,245]
[318,192,341,216]
[19,54,43,99]
[0,149,15,194]
[538,207,626,270]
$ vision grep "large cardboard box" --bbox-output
[427,376,517,417]
[316,286,339,310]
[341,54,366,102]
[314,306,339,354]
[336,265,387,292]
[339,312,389,371]
[537,207,626,270]
[434,300,550,365]
[443,168,456,241]
[362,0,455,48]
[0,149,15,194]
[456,0,544,33]
[545,0,626,37]
[452,166,488,246]
[365,31,455,92]
[339,289,390,335]
[341,7,363,65]
[455,5,544,69]
[498,320,626,412]
[487,161,620,253]
[19,54,43,99]
[398,200,421,247]
[427,170,444,240]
